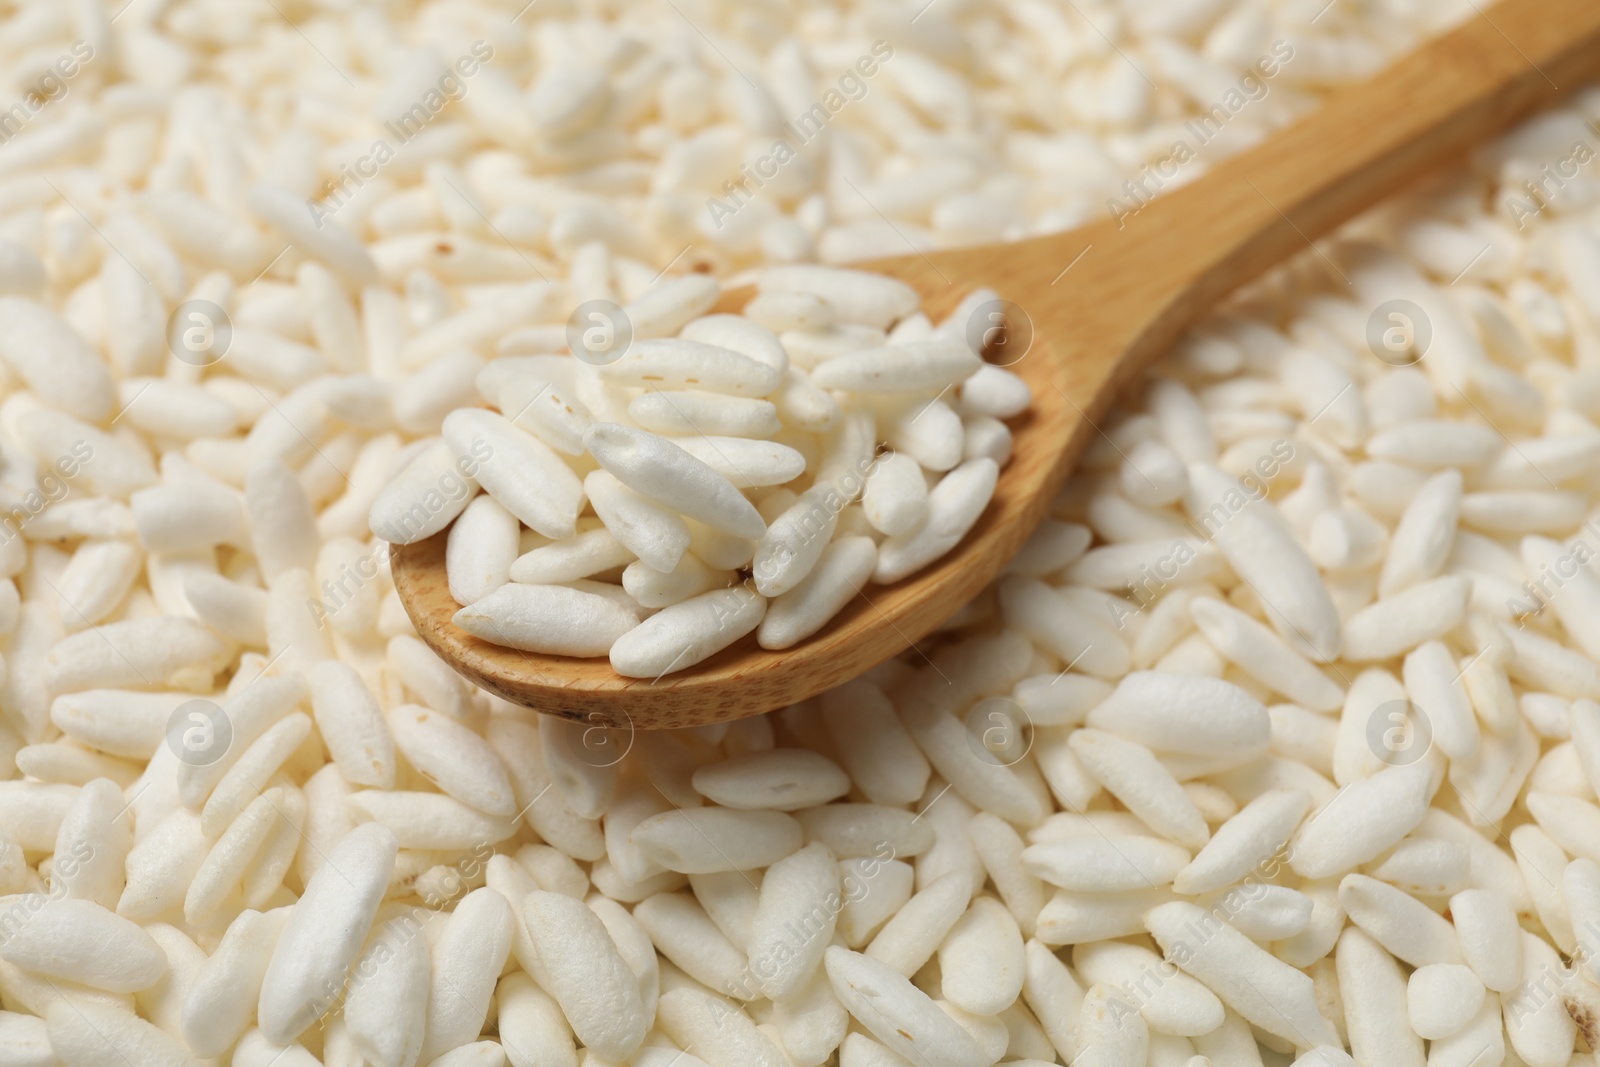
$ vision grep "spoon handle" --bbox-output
[1041,0,1600,387]
[1176,0,1600,298]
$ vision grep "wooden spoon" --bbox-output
[393,0,1600,729]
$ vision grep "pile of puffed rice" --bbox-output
[373,265,1029,674]
[29,1,1600,1066]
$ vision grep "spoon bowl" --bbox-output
[393,0,1600,728]
[393,260,1078,729]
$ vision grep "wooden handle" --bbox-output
[1029,0,1600,405]
[1154,0,1600,306]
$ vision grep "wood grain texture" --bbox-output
[392,0,1600,729]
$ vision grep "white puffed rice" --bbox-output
[384,268,1025,672]
[20,0,1600,1064]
